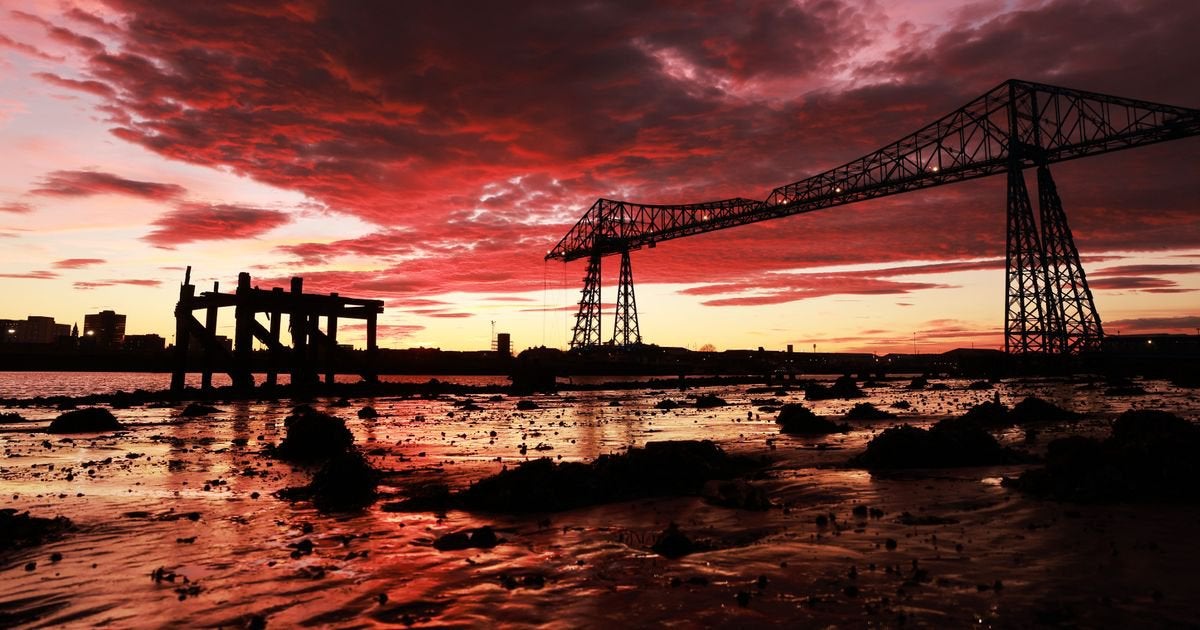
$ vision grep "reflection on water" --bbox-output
[1,377,1198,627]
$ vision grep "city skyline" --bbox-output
[1,1,1198,354]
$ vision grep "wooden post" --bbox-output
[170,274,195,392]
[290,277,308,387]
[232,272,255,390]
[267,287,283,387]
[365,311,378,383]
[326,294,339,385]
[202,281,219,390]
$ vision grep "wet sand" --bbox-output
[2,377,1199,627]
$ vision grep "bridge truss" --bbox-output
[546,79,1200,353]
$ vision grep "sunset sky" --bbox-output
[1,0,1197,354]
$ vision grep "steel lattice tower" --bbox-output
[569,252,603,348]
[546,79,1200,352]
[611,249,641,346]
[1037,165,1104,353]
[1005,166,1050,354]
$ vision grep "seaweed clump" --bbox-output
[776,404,848,435]
[457,440,760,513]
[852,417,1019,469]
[46,407,123,434]
[271,406,380,512]
[1005,409,1200,502]
[270,406,354,464]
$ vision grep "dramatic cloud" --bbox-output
[32,169,185,200]
[3,0,1199,350]
[143,203,291,247]
[53,258,106,268]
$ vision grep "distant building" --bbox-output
[123,333,166,352]
[83,310,127,348]
[496,332,511,356]
[1,316,71,344]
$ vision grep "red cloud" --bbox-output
[34,72,115,98]
[72,278,162,289]
[53,258,106,268]
[143,203,291,247]
[1105,316,1200,333]
[0,202,32,214]
[0,270,58,280]
[32,169,185,200]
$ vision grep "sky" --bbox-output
[0,0,1197,355]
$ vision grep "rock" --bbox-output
[1008,396,1080,424]
[433,526,501,551]
[180,403,221,417]
[845,403,893,420]
[271,407,354,464]
[967,380,993,390]
[0,509,74,552]
[651,523,694,558]
[805,375,865,401]
[1,411,26,423]
[694,394,727,409]
[515,399,539,411]
[960,401,1009,426]
[46,408,123,434]
[655,399,680,410]
[702,479,770,510]
[458,440,760,513]
[906,377,928,390]
[1006,409,1200,502]
[852,417,1017,469]
[357,406,379,419]
[889,400,912,410]
[776,404,849,435]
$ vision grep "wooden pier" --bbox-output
[170,268,383,392]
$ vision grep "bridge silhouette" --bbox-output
[546,79,1200,354]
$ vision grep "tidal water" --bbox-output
[2,375,1199,627]
[0,372,510,398]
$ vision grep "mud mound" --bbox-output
[515,399,539,411]
[46,407,123,434]
[776,404,848,435]
[655,399,680,410]
[845,403,894,420]
[1007,410,1200,503]
[271,407,354,464]
[852,418,1015,469]
[804,375,865,401]
[458,440,760,513]
[0,509,73,552]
